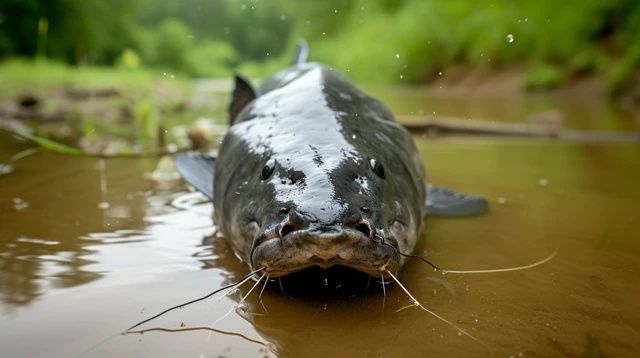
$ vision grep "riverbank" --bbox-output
[1,60,638,157]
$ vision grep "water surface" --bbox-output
[1,94,639,357]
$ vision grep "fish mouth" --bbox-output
[250,226,400,279]
[265,265,384,298]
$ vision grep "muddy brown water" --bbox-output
[1,91,640,357]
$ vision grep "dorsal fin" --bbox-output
[228,73,256,124]
[291,39,309,65]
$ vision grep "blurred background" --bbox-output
[2,3,640,356]
[0,0,639,153]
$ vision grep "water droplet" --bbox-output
[395,53,400,59]
[524,18,528,22]
[506,34,514,43]
[538,177,548,187]
[334,9,338,14]
[322,31,326,36]
[98,202,110,209]
[352,134,356,139]
[399,74,403,79]
[438,71,443,76]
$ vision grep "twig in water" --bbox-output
[127,326,268,347]
[122,267,265,334]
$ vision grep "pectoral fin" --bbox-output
[175,153,215,200]
[426,185,488,217]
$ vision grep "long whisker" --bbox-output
[380,272,387,310]
[373,234,440,270]
[386,269,483,344]
[442,249,558,274]
[123,267,265,334]
[278,277,287,295]
[258,276,270,313]
[395,302,417,313]
[374,234,556,275]
[212,273,265,327]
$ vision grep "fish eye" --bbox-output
[260,158,276,180]
[369,158,385,179]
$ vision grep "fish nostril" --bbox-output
[355,220,372,238]
[279,223,295,238]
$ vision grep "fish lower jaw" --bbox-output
[261,260,393,279]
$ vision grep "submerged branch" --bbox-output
[398,115,640,143]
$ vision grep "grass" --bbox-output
[0,59,164,97]
[0,59,225,155]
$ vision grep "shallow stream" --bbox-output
[1,88,639,357]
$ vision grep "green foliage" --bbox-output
[1,0,639,95]
[152,19,192,70]
[0,0,137,63]
[134,100,159,148]
[17,132,83,155]
[0,59,157,97]
[523,64,565,90]
[607,46,640,96]
[185,40,237,77]
[605,1,640,95]
[301,0,634,85]
[116,49,141,70]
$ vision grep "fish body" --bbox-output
[176,42,487,279]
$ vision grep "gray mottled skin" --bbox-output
[214,63,425,277]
